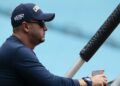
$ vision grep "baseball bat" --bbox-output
[65,3,120,78]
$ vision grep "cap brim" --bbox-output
[35,13,55,22]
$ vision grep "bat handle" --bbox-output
[65,57,85,78]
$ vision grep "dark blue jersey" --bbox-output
[0,35,80,86]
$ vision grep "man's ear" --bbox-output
[22,21,30,33]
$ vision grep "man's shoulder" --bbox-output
[0,36,25,54]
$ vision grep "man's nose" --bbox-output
[44,26,47,31]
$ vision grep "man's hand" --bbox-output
[91,74,108,86]
[79,74,107,86]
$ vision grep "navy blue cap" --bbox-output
[11,3,55,27]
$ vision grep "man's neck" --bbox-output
[13,33,35,49]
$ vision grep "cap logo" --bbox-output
[14,14,24,21]
[33,5,40,12]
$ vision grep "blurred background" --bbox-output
[0,0,120,82]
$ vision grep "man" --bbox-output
[0,3,107,86]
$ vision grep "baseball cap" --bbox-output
[11,3,55,27]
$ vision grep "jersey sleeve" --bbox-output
[12,47,80,86]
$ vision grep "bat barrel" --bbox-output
[80,3,120,62]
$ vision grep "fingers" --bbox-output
[101,74,108,83]
[91,74,108,86]
[99,74,108,85]
[102,77,108,86]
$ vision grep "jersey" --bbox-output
[0,35,80,86]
